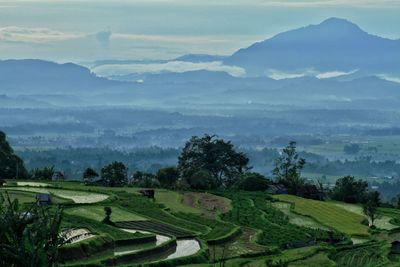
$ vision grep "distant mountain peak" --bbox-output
[225,17,400,75]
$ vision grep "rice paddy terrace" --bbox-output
[3,181,400,266]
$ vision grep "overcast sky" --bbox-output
[1,0,399,63]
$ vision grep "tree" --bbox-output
[83,167,99,183]
[101,161,128,187]
[236,172,270,191]
[156,167,179,188]
[102,207,112,224]
[0,192,64,266]
[30,166,55,180]
[0,131,28,179]
[363,191,381,227]
[331,176,368,203]
[186,169,216,190]
[178,134,249,188]
[132,171,160,188]
[273,141,306,194]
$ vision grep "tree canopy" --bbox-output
[101,161,128,187]
[177,134,249,188]
[0,131,28,179]
[273,141,306,194]
[331,176,368,203]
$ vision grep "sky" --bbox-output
[0,0,400,63]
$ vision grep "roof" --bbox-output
[36,193,51,201]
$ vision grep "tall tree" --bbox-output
[273,141,306,194]
[331,176,368,203]
[363,191,381,227]
[0,131,28,179]
[0,192,64,266]
[101,161,128,187]
[156,167,179,188]
[83,167,99,183]
[178,134,249,188]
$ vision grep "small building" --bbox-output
[392,241,400,254]
[36,193,52,205]
[267,184,288,195]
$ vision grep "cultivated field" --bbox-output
[274,194,369,236]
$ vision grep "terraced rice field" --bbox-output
[274,194,369,236]
[166,239,201,259]
[0,189,71,204]
[155,190,201,214]
[272,201,330,230]
[65,206,145,222]
[183,192,231,219]
[115,220,194,237]
[332,201,398,230]
[5,187,108,203]
[16,181,50,187]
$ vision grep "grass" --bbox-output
[274,194,369,236]
[0,189,72,204]
[155,190,201,214]
[331,201,398,230]
[272,201,330,230]
[288,252,336,267]
[64,205,145,222]
[331,241,391,267]
[4,186,109,203]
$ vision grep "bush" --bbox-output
[236,172,270,191]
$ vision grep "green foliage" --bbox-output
[114,191,208,234]
[331,241,390,267]
[102,206,112,224]
[362,191,381,226]
[236,172,271,191]
[83,168,99,183]
[331,176,368,203]
[0,131,28,179]
[273,141,306,194]
[172,212,238,243]
[186,169,216,190]
[221,192,313,247]
[0,192,64,266]
[101,161,128,187]
[133,171,160,188]
[30,166,55,180]
[178,134,249,188]
[156,167,179,188]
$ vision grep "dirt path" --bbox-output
[183,192,231,218]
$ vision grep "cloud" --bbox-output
[91,61,246,77]
[96,30,112,48]
[316,69,358,79]
[378,74,400,84]
[0,26,85,43]
[267,69,310,80]
[268,69,360,80]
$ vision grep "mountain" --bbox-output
[224,18,400,76]
[0,59,134,95]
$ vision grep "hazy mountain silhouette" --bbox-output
[225,17,400,76]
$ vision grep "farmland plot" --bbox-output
[275,194,369,236]
[65,206,145,222]
[5,187,108,203]
[115,220,194,237]
[332,202,398,230]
